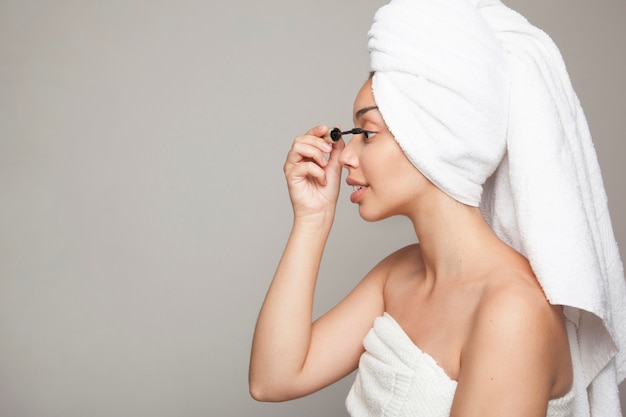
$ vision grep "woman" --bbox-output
[250,1,625,416]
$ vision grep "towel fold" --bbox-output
[346,313,458,417]
[368,1,626,416]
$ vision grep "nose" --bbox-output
[339,136,358,169]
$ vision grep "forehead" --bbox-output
[353,78,376,116]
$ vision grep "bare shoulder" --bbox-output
[477,270,558,332]
[473,269,567,353]
[378,243,422,265]
[344,244,421,296]
[376,243,423,279]
[452,267,573,416]
[466,270,557,367]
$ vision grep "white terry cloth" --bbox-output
[346,313,575,417]
[368,0,510,207]
[346,313,458,417]
[368,0,626,416]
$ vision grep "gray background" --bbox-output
[0,0,624,416]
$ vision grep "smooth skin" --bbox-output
[249,78,573,417]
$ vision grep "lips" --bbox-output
[346,178,369,203]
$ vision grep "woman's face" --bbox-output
[339,78,428,221]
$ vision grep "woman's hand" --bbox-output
[284,125,345,221]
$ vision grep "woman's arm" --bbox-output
[249,126,385,401]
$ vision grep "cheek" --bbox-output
[377,146,418,186]
[383,159,424,203]
[362,136,422,196]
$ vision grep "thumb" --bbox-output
[327,136,345,170]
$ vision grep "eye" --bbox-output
[362,130,377,140]
[346,127,378,142]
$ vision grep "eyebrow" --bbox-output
[355,106,379,120]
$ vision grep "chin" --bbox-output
[357,205,392,223]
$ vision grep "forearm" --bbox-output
[249,214,333,400]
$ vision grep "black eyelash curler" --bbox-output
[329,127,375,142]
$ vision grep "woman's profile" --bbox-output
[249,1,626,416]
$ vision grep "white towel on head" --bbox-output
[369,0,510,206]
[368,1,626,416]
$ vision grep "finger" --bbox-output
[323,135,345,178]
[294,125,335,152]
[304,124,329,138]
[287,138,332,166]
[327,134,345,162]
[287,161,327,186]
[306,124,343,149]
[294,134,333,153]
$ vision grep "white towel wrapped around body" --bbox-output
[367,0,626,416]
[346,313,575,417]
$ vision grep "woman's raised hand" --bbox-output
[284,125,345,220]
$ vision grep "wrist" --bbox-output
[292,212,334,245]
[293,209,335,229]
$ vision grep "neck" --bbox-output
[407,190,505,285]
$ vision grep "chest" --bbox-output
[383,275,484,381]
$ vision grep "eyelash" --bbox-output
[361,130,377,140]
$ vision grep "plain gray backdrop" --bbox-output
[1,1,624,416]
